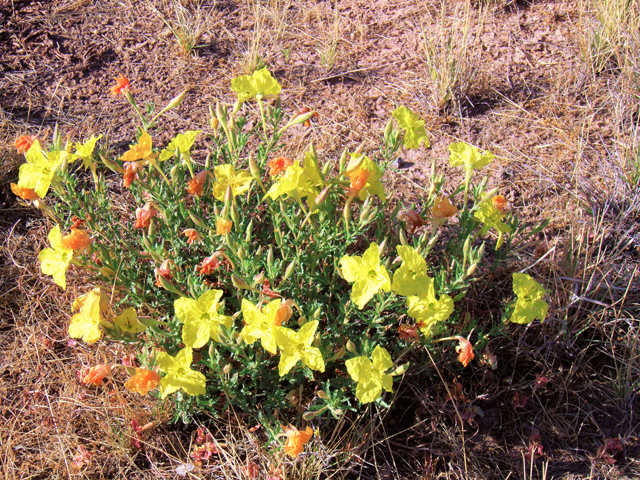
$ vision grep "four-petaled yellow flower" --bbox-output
[406,276,454,337]
[265,151,323,206]
[39,225,74,290]
[114,307,145,334]
[212,164,254,201]
[273,320,325,376]
[240,299,283,354]
[509,273,549,324]
[70,135,102,170]
[18,140,66,198]
[156,347,206,399]
[448,141,494,173]
[69,288,109,343]
[474,199,512,249]
[119,132,156,165]
[158,130,201,162]
[391,245,430,297]
[339,243,391,310]
[392,106,429,149]
[174,290,232,348]
[345,345,394,404]
[231,68,281,102]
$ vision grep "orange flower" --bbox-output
[82,364,113,386]
[216,218,233,235]
[282,425,313,458]
[10,183,40,201]
[110,74,130,95]
[123,162,142,188]
[267,157,293,176]
[15,135,37,154]
[183,228,202,245]
[154,260,172,287]
[198,252,223,275]
[61,229,92,251]
[398,324,420,342]
[432,197,458,220]
[492,195,507,212]
[124,368,161,395]
[187,170,208,196]
[455,337,475,367]
[134,203,157,229]
[274,299,294,326]
[345,168,370,199]
[399,209,426,232]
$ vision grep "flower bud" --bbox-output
[394,362,410,376]
[378,238,387,256]
[230,203,240,224]
[463,236,471,260]
[245,219,254,243]
[148,219,155,238]
[165,90,187,111]
[223,364,231,374]
[282,259,297,282]
[354,141,365,155]
[317,390,327,399]
[267,246,275,268]
[313,333,321,347]
[466,263,477,278]
[399,228,408,246]
[346,340,356,353]
[298,316,307,327]
[383,118,394,141]
[338,148,348,172]
[231,275,252,291]
[253,273,266,285]
[311,186,330,208]
[312,307,322,319]
[237,246,246,261]
[99,154,125,174]
[249,154,261,179]
[189,211,207,228]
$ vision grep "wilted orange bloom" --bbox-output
[110,74,130,95]
[82,364,113,386]
[123,161,142,188]
[15,135,37,154]
[295,106,319,127]
[267,157,293,176]
[154,260,172,287]
[187,170,208,196]
[198,252,223,275]
[216,218,233,235]
[432,197,458,220]
[124,368,161,395]
[492,195,507,212]
[183,228,202,245]
[399,209,426,232]
[398,324,420,342]
[274,299,294,326]
[345,168,370,198]
[61,228,92,251]
[456,337,475,367]
[282,425,313,458]
[10,183,40,201]
[134,203,157,229]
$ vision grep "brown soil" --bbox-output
[1,0,639,478]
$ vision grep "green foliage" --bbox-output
[13,71,550,429]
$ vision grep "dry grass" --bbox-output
[1,0,640,478]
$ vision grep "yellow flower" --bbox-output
[474,199,512,249]
[273,320,325,376]
[18,140,66,198]
[231,68,281,102]
[174,290,232,348]
[69,288,109,343]
[345,346,394,404]
[406,276,454,338]
[114,307,145,334]
[339,243,391,310]
[392,106,429,149]
[212,164,253,201]
[509,273,549,324]
[448,142,494,173]
[156,347,206,398]
[344,154,386,202]
[39,225,74,290]
[391,246,430,297]
[240,299,282,354]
